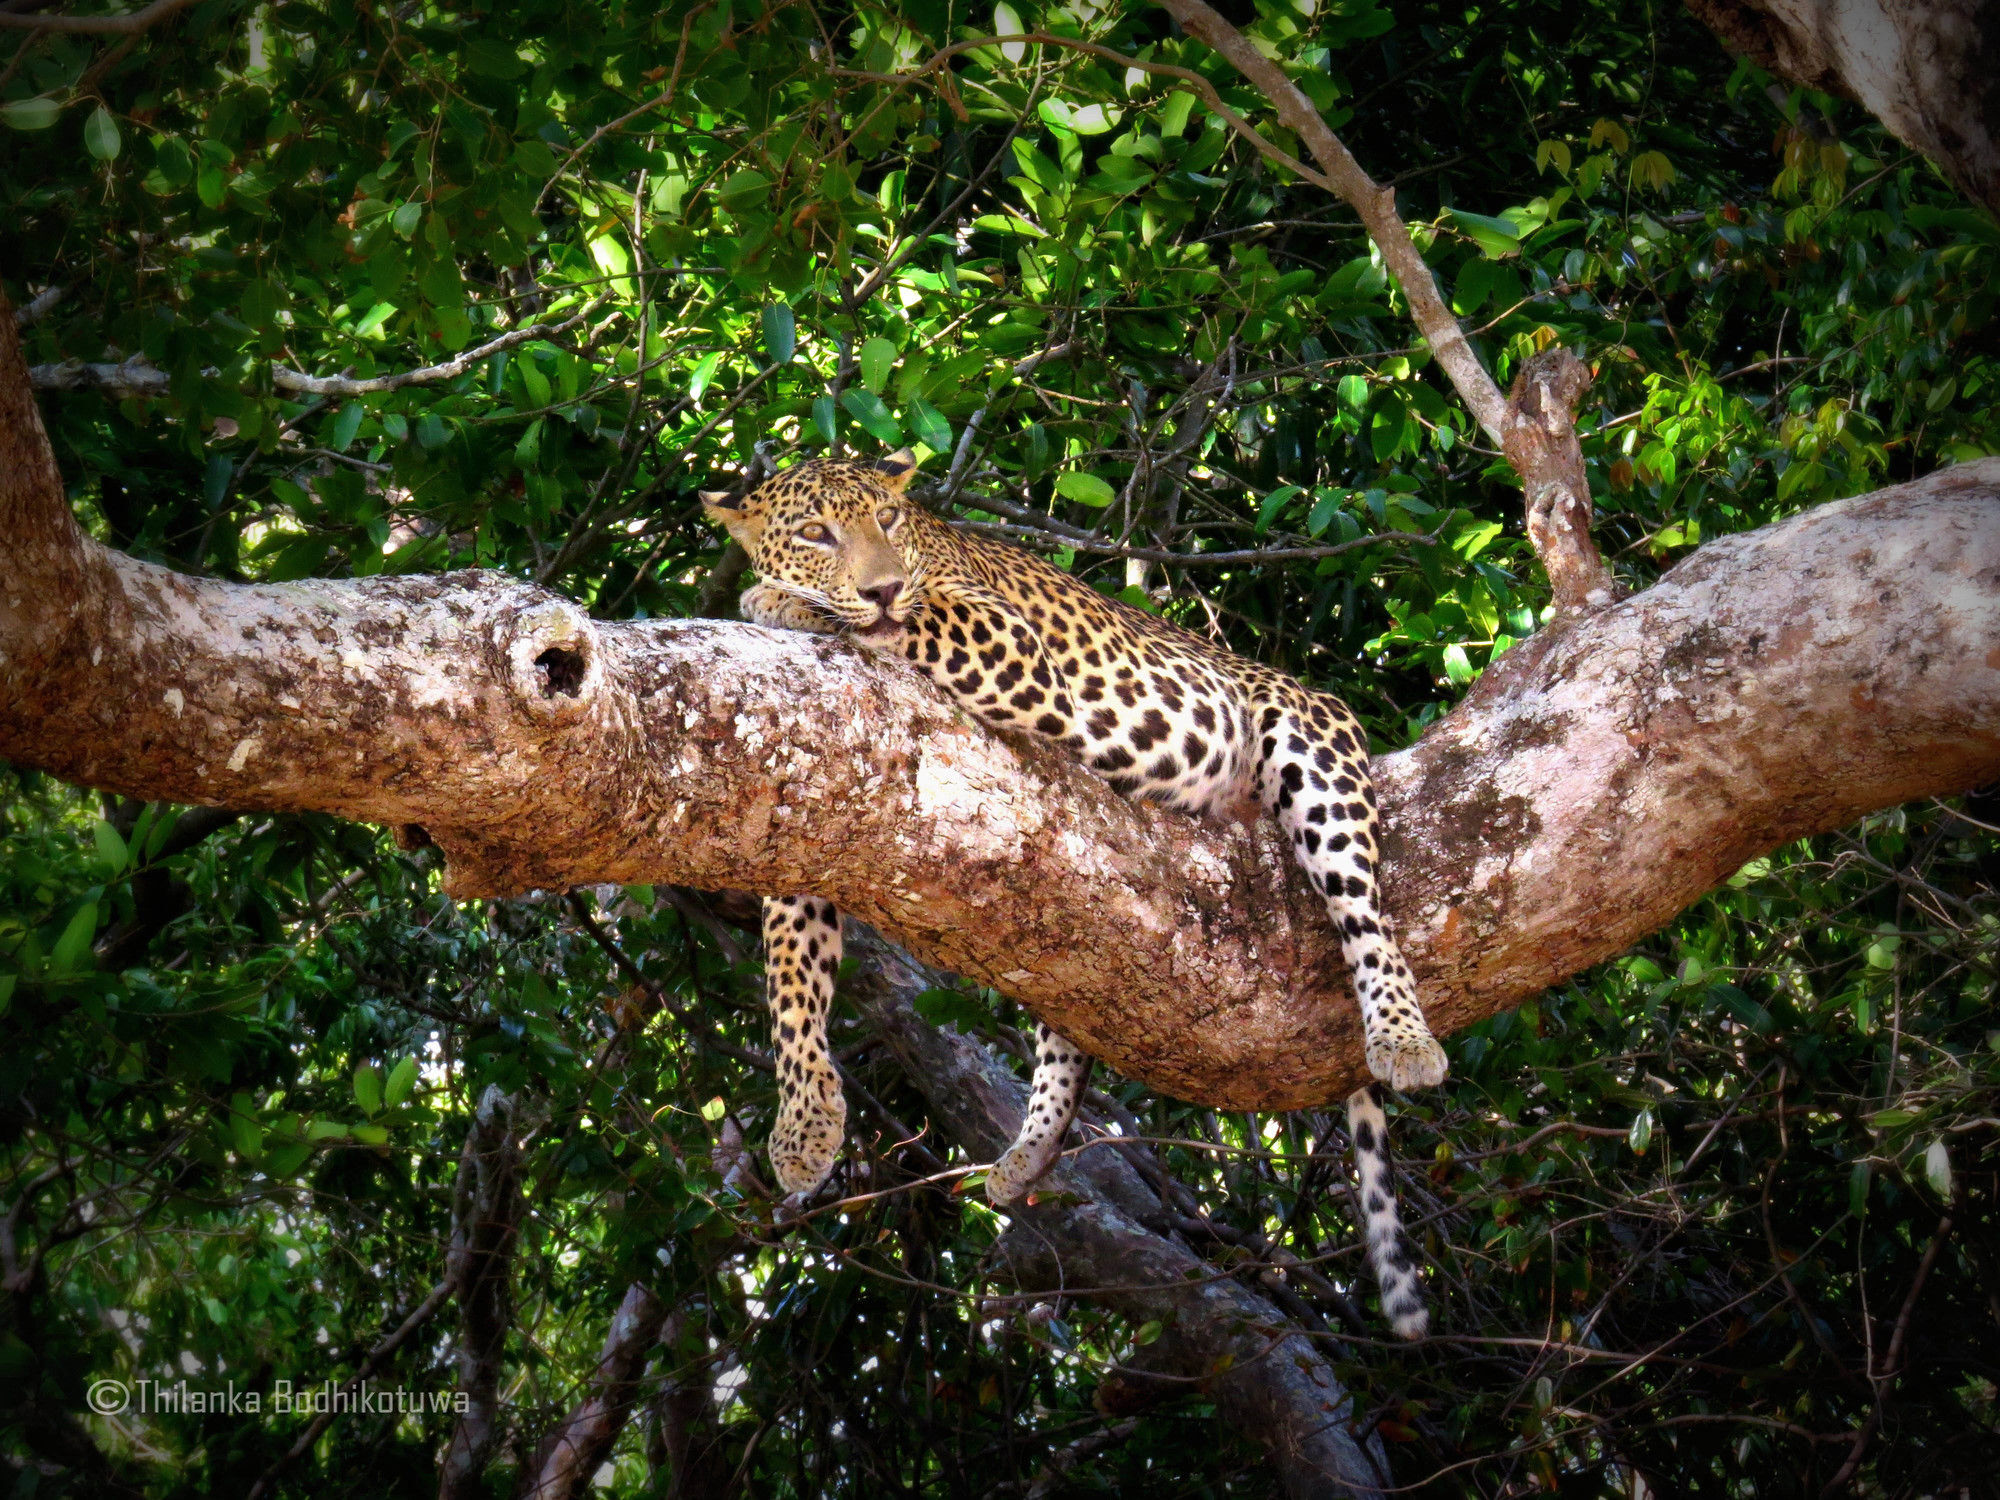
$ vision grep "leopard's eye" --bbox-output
[799,522,832,544]
[877,506,901,529]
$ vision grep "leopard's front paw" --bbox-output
[1366,1029,1449,1091]
[767,1088,848,1198]
[985,1135,1063,1207]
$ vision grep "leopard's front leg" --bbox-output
[760,895,847,1196]
[879,586,1096,1207]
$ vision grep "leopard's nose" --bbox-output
[860,580,905,610]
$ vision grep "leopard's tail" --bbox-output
[1347,1085,1429,1340]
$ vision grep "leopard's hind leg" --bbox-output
[985,1023,1090,1205]
[760,895,848,1196]
[1252,693,1447,1090]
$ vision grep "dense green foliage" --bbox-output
[2,0,1995,1495]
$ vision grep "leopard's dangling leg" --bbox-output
[760,895,847,1197]
[1348,1086,1429,1339]
[1253,696,1448,1090]
[985,1023,1090,1205]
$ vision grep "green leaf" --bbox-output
[1450,208,1522,259]
[0,974,14,1018]
[351,1124,390,1145]
[329,403,364,452]
[1924,1140,1951,1197]
[307,1119,348,1141]
[993,1,1026,61]
[1628,1109,1653,1154]
[1055,471,1117,508]
[700,1096,727,1122]
[353,1065,382,1117]
[232,1112,264,1159]
[514,417,544,464]
[50,902,98,976]
[716,169,772,210]
[1848,1160,1871,1217]
[689,349,724,400]
[264,1141,313,1177]
[1134,1319,1164,1347]
[92,819,130,876]
[1255,484,1303,533]
[812,394,837,445]
[762,304,796,365]
[518,357,551,408]
[463,37,527,79]
[384,1055,419,1108]
[351,302,397,338]
[1441,643,1474,685]
[391,200,423,239]
[908,398,952,453]
[858,336,898,395]
[0,97,61,132]
[1337,374,1369,408]
[83,106,122,161]
[838,387,903,446]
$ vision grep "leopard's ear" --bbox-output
[700,489,762,549]
[875,447,920,494]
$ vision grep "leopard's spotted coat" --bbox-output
[703,451,1445,1338]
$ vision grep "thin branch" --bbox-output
[28,307,596,401]
[0,0,194,33]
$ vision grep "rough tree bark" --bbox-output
[2,304,1997,1109]
[1683,0,2000,217]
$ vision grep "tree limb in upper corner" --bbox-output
[2,299,1998,1110]
[0,0,197,35]
[1682,0,1999,218]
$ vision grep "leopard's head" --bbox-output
[702,450,925,639]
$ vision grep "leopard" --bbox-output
[702,449,1448,1339]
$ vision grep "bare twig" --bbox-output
[29,307,596,401]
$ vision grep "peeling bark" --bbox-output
[3,305,1999,1109]
[1684,0,2000,217]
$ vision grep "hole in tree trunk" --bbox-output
[535,645,587,698]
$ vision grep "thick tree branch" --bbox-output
[1684,0,1999,217]
[3,302,1998,1109]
